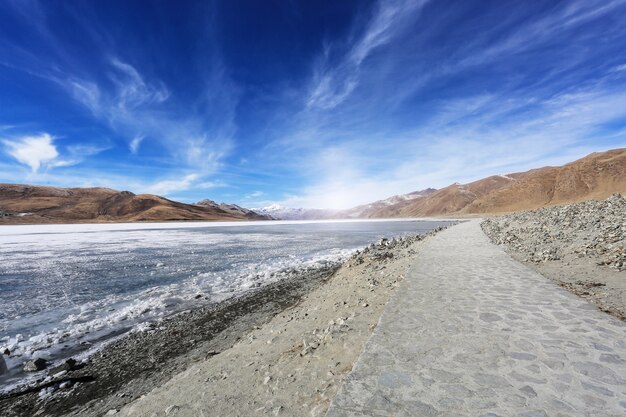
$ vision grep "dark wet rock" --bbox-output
[23,358,47,372]
[0,355,8,375]
[48,358,77,376]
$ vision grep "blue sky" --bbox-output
[1,0,626,209]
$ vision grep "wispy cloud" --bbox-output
[307,0,429,110]
[257,0,626,209]
[1,0,625,208]
[62,58,236,174]
[0,2,238,182]
[66,143,110,157]
[271,81,626,209]
[143,173,200,196]
[109,58,169,110]
[129,135,144,154]
[612,63,626,73]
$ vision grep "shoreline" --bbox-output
[0,266,339,416]
[0,217,457,234]
[0,226,448,416]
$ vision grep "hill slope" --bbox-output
[359,148,626,218]
[0,184,270,224]
[338,188,437,218]
[465,148,626,213]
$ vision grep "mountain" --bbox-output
[463,149,626,214]
[195,199,270,220]
[252,204,338,220]
[337,188,437,218]
[0,184,271,224]
[4,149,621,224]
[359,148,626,218]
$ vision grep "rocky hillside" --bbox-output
[482,194,625,271]
[0,184,271,224]
[359,148,626,217]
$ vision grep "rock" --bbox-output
[3,348,10,356]
[165,405,180,415]
[205,350,220,359]
[263,376,271,385]
[105,410,118,415]
[48,358,77,375]
[23,358,47,372]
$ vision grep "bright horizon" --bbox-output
[1,1,626,209]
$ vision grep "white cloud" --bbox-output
[144,173,200,196]
[129,135,144,154]
[2,133,59,172]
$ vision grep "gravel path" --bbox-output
[327,220,626,417]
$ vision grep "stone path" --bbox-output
[326,220,626,417]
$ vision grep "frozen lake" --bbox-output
[0,219,450,387]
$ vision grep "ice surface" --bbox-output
[0,219,449,389]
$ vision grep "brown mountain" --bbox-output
[0,184,271,224]
[356,148,626,218]
[337,188,437,218]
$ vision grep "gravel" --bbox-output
[482,194,625,271]
[481,194,626,320]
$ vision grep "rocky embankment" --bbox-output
[482,194,626,319]
[0,226,448,417]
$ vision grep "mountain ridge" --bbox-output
[258,148,626,220]
[358,148,626,218]
[1,148,623,224]
[0,184,271,224]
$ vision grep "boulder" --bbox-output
[23,358,47,372]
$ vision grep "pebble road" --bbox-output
[326,220,626,417]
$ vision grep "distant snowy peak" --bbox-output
[253,188,439,220]
[252,205,337,220]
[340,188,438,218]
[195,199,269,219]
[260,203,284,212]
[381,188,437,205]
